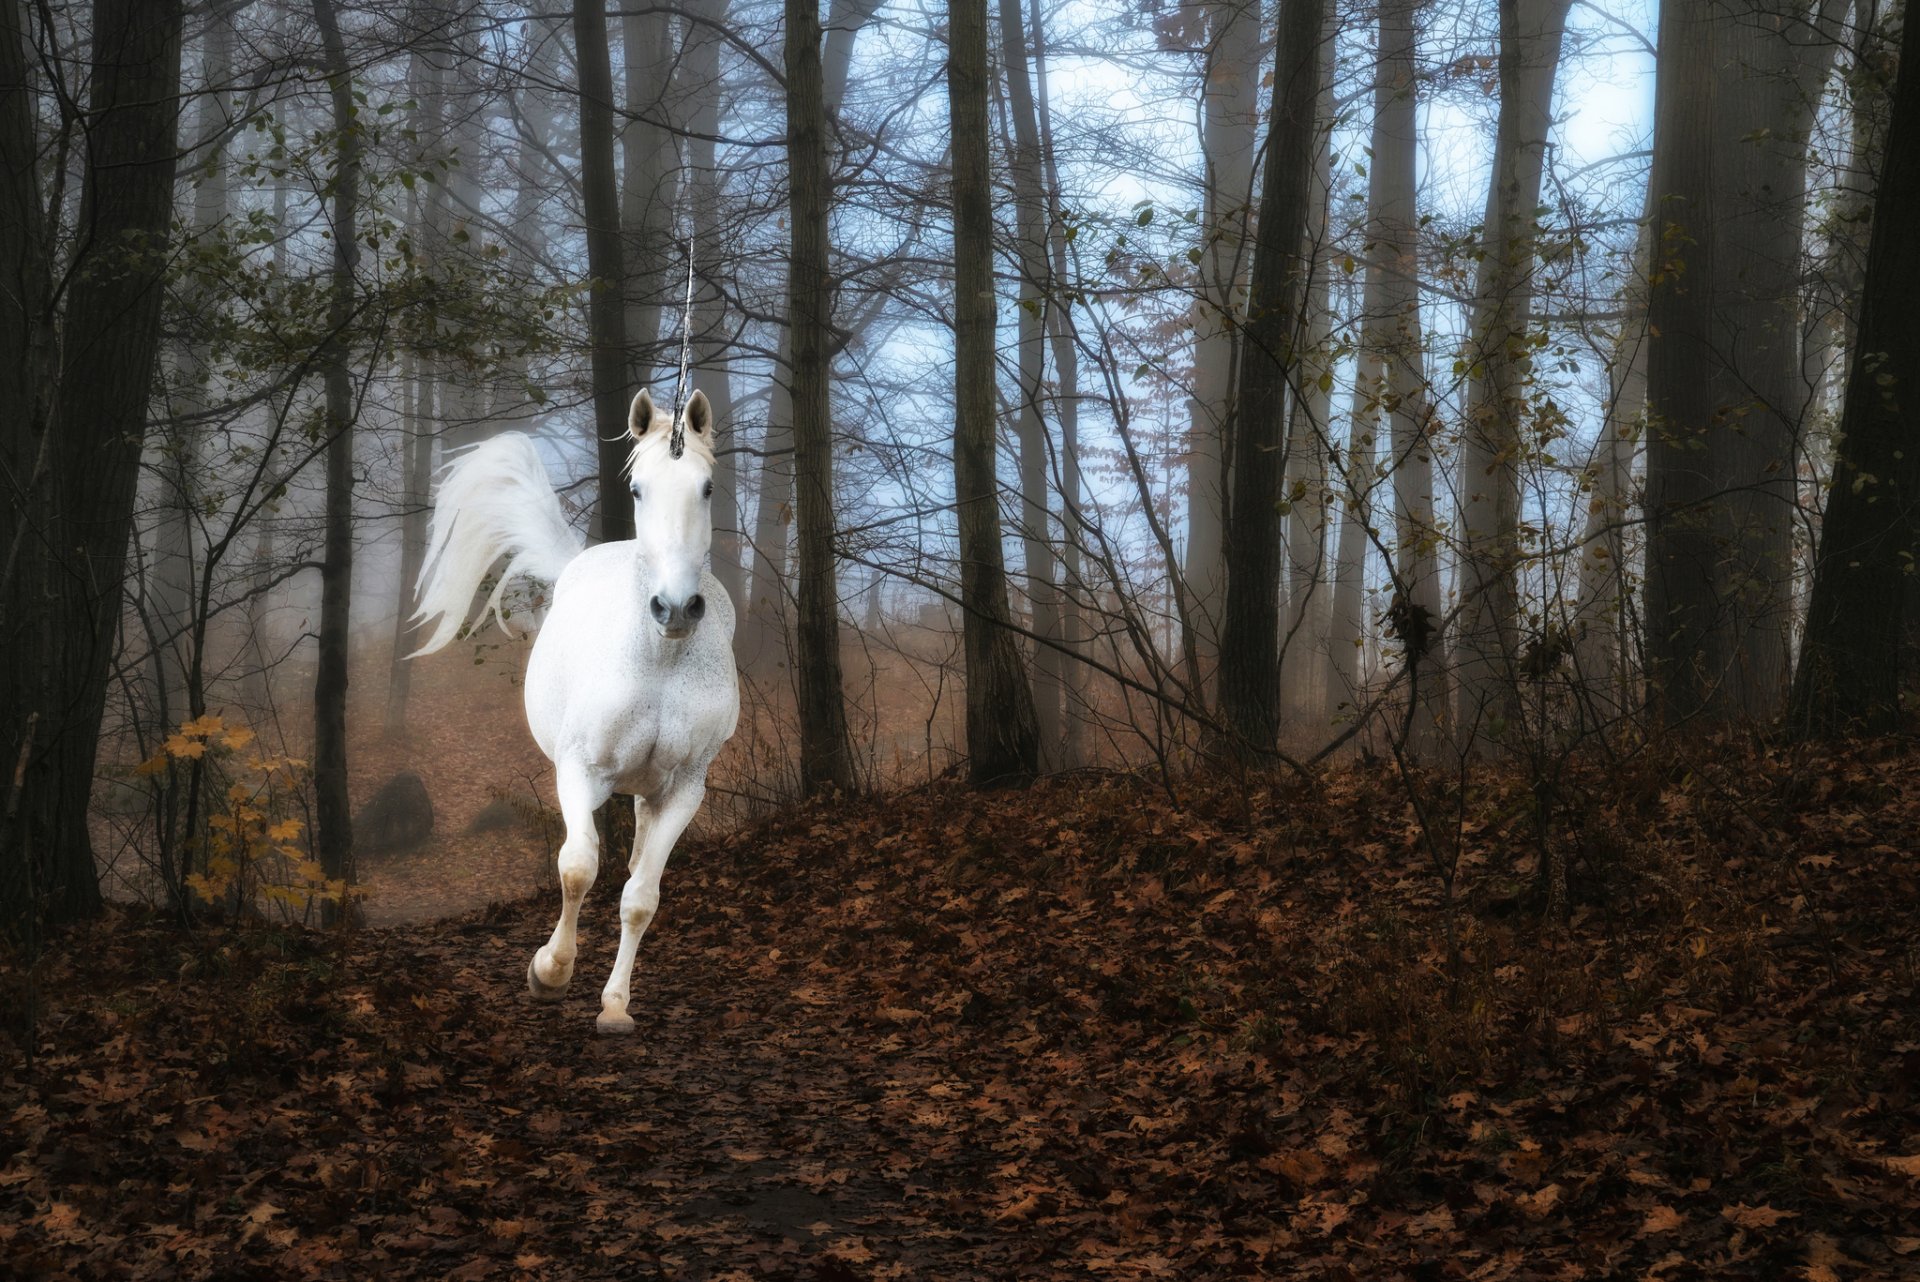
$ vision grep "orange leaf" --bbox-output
[1721,1203,1795,1230]
[1640,1205,1684,1235]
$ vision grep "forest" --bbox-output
[3,0,1919,1276]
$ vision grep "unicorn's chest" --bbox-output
[527,644,734,792]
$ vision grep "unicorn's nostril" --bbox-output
[650,595,670,624]
[686,594,706,621]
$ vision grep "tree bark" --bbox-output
[1643,0,1839,725]
[0,0,185,935]
[1281,35,1337,730]
[745,318,795,672]
[151,8,235,735]
[0,0,55,937]
[686,0,744,614]
[1452,0,1572,749]
[746,0,884,676]
[576,0,634,542]
[950,0,1039,784]
[311,0,361,911]
[1031,0,1085,766]
[1183,0,1262,694]
[1373,0,1443,754]
[1328,354,1380,723]
[385,352,433,735]
[997,0,1064,767]
[785,0,855,793]
[621,0,677,392]
[1215,0,1327,754]
[1571,187,1655,720]
[1791,7,1920,734]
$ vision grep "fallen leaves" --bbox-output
[1720,1203,1796,1230]
[5,739,1920,1279]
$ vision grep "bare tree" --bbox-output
[1643,0,1844,725]
[1,0,186,933]
[1372,0,1443,754]
[1792,5,1920,734]
[1452,0,1573,749]
[951,0,1039,783]
[1183,0,1262,692]
[1215,0,1327,754]
[684,0,745,612]
[311,0,362,908]
[576,0,634,541]
[998,0,1065,765]
[622,0,677,389]
[786,0,855,792]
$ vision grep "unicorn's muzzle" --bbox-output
[650,592,706,639]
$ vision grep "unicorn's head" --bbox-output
[625,387,716,640]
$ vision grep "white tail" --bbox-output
[411,433,586,657]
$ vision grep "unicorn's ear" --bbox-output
[628,389,656,440]
[685,389,712,436]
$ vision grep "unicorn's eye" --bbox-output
[630,485,641,503]
[702,481,713,500]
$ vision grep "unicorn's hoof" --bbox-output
[596,1008,636,1036]
[526,954,570,1002]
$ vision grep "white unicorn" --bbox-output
[412,388,739,1034]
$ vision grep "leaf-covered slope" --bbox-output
[5,744,1919,1279]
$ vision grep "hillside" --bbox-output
[6,742,1920,1280]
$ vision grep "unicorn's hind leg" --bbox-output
[528,761,612,1001]
[596,778,705,1035]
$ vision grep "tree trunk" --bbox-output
[576,0,634,542]
[1,0,185,935]
[997,0,1064,767]
[1215,0,1327,755]
[151,8,234,735]
[440,15,493,450]
[1791,7,1920,734]
[1571,187,1655,720]
[500,9,561,427]
[823,0,886,115]
[745,319,795,673]
[785,0,855,793]
[385,353,433,735]
[950,0,1039,784]
[621,0,677,393]
[686,0,744,614]
[311,0,361,911]
[1452,0,1572,749]
[0,0,56,938]
[1328,354,1380,723]
[1643,0,1839,725]
[1031,0,1085,766]
[1281,36,1337,731]
[1184,0,1262,694]
[746,0,884,677]
[1372,0,1443,754]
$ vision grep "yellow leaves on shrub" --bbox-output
[143,714,262,772]
[143,712,336,915]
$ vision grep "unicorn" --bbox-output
[412,388,739,1034]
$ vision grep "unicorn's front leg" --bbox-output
[597,780,706,1034]
[528,763,611,1000]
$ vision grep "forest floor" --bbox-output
[7,738,1920,1279]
